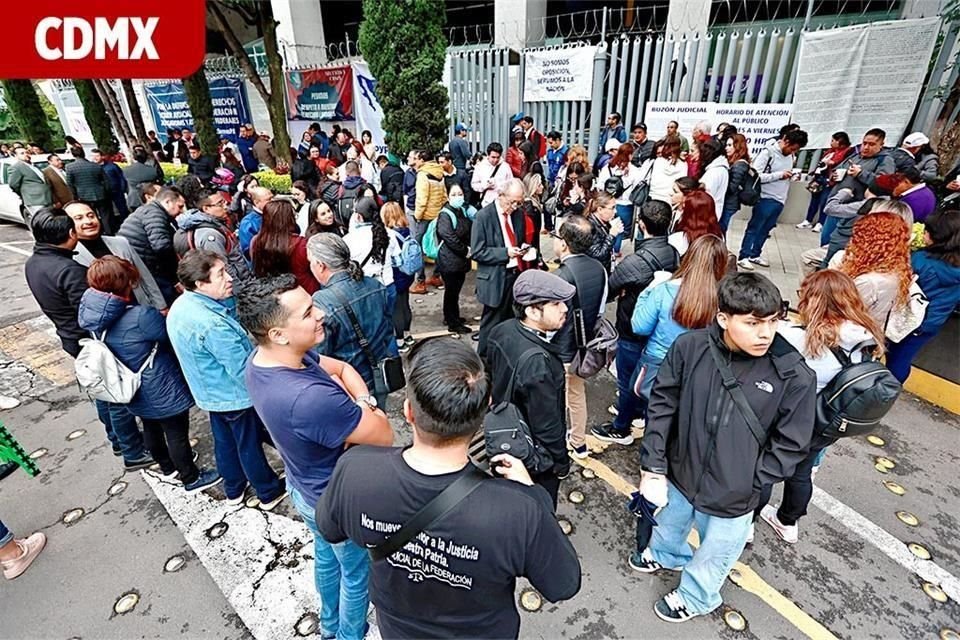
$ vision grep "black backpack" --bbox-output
[603,171,625,198]
[738,159,762,206]
[336,183,363,228]
[815,343,902,438]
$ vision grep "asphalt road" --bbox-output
[0,219,958,640]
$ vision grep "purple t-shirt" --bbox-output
[899,185,937,223]
[245,350,361,504]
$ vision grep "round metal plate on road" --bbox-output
[728,568,744,586]
[896,511,920,527]
[866,435,886,446]
[882,481,905,496]
[874,463,889,474]
[62,508,84,524]
[206,522,229,539]
[723,609,747,631]
[922,582,947,603]
[908,543,931,560]
[66,429,86,441]
[294,612,318,636]
[108,481,127,496]
[875,457,896,470]
[164,555,186,573]
[29,447,48,459]
[519,589,542,612]
[568,490,585,504]
[113,592,139,614]
[940,629,959,640]
[581,468,596,479]
[557,519,573,535]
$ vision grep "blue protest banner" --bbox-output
[144,77,252,144]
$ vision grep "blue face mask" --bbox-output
[449,195,465,209]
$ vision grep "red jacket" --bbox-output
[506,146,526,178]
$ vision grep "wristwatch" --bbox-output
[355,394,378,410]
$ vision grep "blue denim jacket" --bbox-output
[166,290,254,412]
[311,271,397,390]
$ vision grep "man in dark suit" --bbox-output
[470,178,528,358]
[8,147,52,225]
[65,146,113,233]
[42,154,74,207]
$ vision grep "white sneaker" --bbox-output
[746,522,755,544]
[810,464,820,483]
[608,404,618,416]
[737,259,755,271]
[760,504,799,544]
[749,257,770,268]
[812,223,822,233]
[795,220,811,229]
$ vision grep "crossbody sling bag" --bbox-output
[707,336,768,447]
[369,465,487,561]
[330,288,406,396]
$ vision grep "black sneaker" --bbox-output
[111,445,122,457]
[591,423,635,445]
[449,323,473,335]
[653,590,701,623]
[629,548,668,573]
[124,455,156,472]
[184,469,222,494]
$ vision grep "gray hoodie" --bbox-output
[753,139,794,204]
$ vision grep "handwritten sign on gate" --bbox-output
[522,46,596,103]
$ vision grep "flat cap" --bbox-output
[513,270,576,306]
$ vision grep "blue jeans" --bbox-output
[738,198,784,260]
[0,517,12,546]
[819,215,839,247]
[290,486,370,640]
[719,205,739,233]
[885,331,936,383]
[613,338,646,432]
[804,187,829,224]
[613,204,634,254]
[208,408,284,502]
[94,400,146,463]
[647,481,753,614]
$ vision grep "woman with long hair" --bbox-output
[555,145,591,188]
[829,212,912,328]
[303,199,343,238]
[583,192,621,271]
[435,184,474,334]
[520,172,546,255]
[628,234,728,416]
[560,171,596,218]
[696,138,729,217]
[720,133,751,232]
[220,148,245,191]
[506,130,527,178]
[669,176,701,216]
[598,143,643,255]
[229,174,259,221]
[290,180,311,232]
[797,131,852,232]
[78,257,220,492]
[885,209,960,382]
[647,135,687,205]
[757,269,884,544]
[669,189,723,256]
[380,201,416,350]
[360,130,377,162]
[343,197,400,312]
[251,200,320,293]
[558,162,586,215]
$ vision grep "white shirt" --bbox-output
[471,159,512,207]
[700,155,730,217]
[647,158,687,204]
[343,223,399,287]
[597,162,642,206]
[495,199,519,269]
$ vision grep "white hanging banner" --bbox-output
[792,17,940,148]
[350,60,388,155]
[644,102,794,159]
[523,46,596,102]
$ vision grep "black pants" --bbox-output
[392,289,411,339]
[477,270,518,358]
[756,436,833,526]
[530,470,561,511]
[141,410,199,485]
[440,271,466,327]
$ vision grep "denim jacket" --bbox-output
[166,290,254,412]
[311,271,397,389]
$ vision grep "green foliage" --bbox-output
[252,169,292,193]
[359,0,449,156]
[74,80,118,154]
[0,80,53,150]
[182,70,220,157]
[37,89,65,149]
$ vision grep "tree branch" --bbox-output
[208,1,271,103]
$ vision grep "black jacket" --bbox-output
[487,319,569,476]
[554,254,607,363]
[435,204,472,274]
[630,139,655,167]
[118,201,178,282]
[65,158,109,202]
[379,164,404,204]
[470,202,526,308]
[187,155,217,184]
[24,244,89,357]
[723,158,752,216]
[123,161,163,209]
[442,168,471,198]
[291,157,320,191]
[585,214,616,272]
[640,323,817,517]
[609,237,680,340]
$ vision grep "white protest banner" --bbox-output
[644,102,793,158]
[522,46,596,102]
[351,60,388,155]
[792,18,939,148]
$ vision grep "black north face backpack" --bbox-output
[815,343,902,439]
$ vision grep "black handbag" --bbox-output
[330,288,406,396]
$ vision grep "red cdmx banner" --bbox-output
[0,0,206,79]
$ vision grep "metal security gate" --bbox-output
[447,48,514,155]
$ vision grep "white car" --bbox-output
[0,154,73,226]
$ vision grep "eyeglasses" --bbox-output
[206,200,226,208]
[549,231,563,240]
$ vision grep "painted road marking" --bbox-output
[0,241,32,256]
[574,455,839,640]
[143,472,383,640]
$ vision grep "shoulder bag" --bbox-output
[566,266,618,378]
[368,465,487,561]
[330,288,406,396]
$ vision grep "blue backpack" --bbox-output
[422,209,458,260]
[397,231,424,275]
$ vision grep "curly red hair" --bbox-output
[840,212,912,306]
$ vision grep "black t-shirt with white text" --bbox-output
[316,446,581,639]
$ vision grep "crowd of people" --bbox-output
[3,112,959,639]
